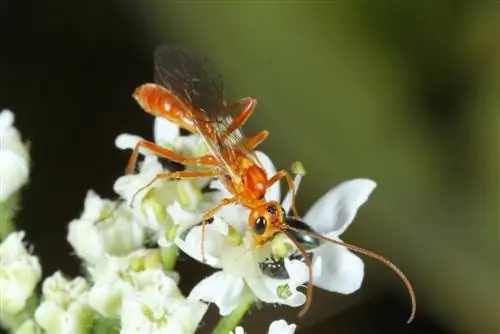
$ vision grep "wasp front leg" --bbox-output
[126,140,219,174]
[221,97,257,140]
[200,197,238,263]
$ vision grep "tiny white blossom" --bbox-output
[267,319,297,334]
[230,319,296,334]
[0,231,41,314]
[87,249,179,318]
[34,272,93,334]
[67,190,145,265]
[230,326,245,334]
[0,109,29,202]
[120,271,208,334]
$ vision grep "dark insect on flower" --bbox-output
[260,217,321,279]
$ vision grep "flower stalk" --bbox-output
[212,286,255,334]
[92,318,120,334]
[161,245,178,271]
[0,194,19,241]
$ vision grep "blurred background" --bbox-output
[1,1,498,333]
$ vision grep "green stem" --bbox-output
[0,193,20,241]
[160,245,178,271]
[212,287,255,334]
[92,318,120,334]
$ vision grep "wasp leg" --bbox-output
[126,140,219,174]
[221,97,257,139]
[200,197,238,263]
[267,170,299,217]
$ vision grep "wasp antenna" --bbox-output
[283,224,416,324]
[282,231,314,317]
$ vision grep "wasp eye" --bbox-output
[253,217,267,235]
[267,205,277,215]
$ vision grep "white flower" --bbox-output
[34,272,93,334]
[120,271,208,334]
[113,117,212,243]
[87,249,179,318]
[0,109,29,202]
[301,179,375,294]
[0,231,42,314]
[179,151,374,315]
[67,190,145,265]
[268,319,297,334]
[230,319,296,334]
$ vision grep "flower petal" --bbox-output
[246,274,306,308]
[268,319,297,334]
[115,133,144,151]
[0,150,29,202]
[174,222,227,267]
[188,271,245,316]
[312,235,364,294]
[303,179,376,235]
[255,151,280,202]
[154,117,180,146]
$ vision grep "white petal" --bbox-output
[303,179,376,235]
[0,231,28,260]
[0,109,15,132]
[154,117,180,146]
[312,235,364,294]
[246,275,306,308]
[0,149,29,202]
[88,281,131,317]
[188,271,245,316]
[167,201,203,235]
[255,151,280,202]
[175,224,226,267]
[231,326,246,334]
[0,232,42,314]
[209,179,232,199]
[113,156,164,207]
[268,319,297,334]
[115,133,145,151]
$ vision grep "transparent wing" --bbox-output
[153,45,242,179]
[210,113,265,169]
[154,45,226,118]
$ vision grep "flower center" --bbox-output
[276,284,292,299]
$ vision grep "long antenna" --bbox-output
[282,224,416,324]
[282,231,313,317]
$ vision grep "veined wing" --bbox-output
[209,113,265,170]
[153,45,241,180]
[153,45,226,119]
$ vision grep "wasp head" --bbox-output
[248,201,286,246]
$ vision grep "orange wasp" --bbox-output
[125,45,416,322]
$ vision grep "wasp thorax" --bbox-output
[242,165,268,200]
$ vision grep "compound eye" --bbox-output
[253,217,267,235]
[267,205,277,215]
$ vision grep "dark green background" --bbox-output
[1,1,498,333]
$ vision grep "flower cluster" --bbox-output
[0,109,377,333]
